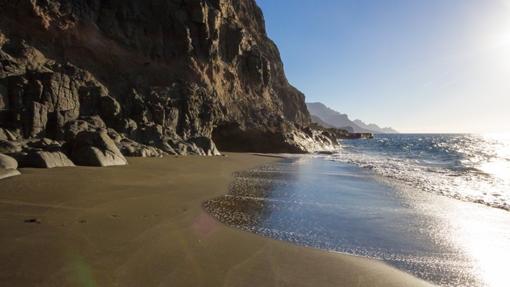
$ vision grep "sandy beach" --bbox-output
[0,154,434,287]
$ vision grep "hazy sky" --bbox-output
[256,0,510,133]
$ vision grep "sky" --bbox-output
[256,0,510,133]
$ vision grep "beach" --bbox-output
[0,154,434,287]
[205,156,510,287]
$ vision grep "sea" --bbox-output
[205,134,510,287]
[333,134,510,212]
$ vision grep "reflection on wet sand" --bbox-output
[204,157,510,287]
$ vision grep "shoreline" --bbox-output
[0,153,435,287]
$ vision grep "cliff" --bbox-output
[0,0,339,171]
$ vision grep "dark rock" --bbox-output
[99,96,121,123]
[190,136,221,156]
[4,129,18,141]
[0,80,7,110]
[18,151,74,168]
[25,101,48,138]
[135,124,164,145]
[0,128,7,140]
[82,116,107,130]
[107,128,123,144]
[62,116,107,142]
[159,137,208,156]
[25,138,62,150]
[120,118,138,135]
[317,151,335,155]
[184,142,205,156]
[70,131,127,167]
[0,0,340,156]
[0,169,20,180]
[154,137,178,155]
[118,138,165,158]
[0,140,22,154]
[63,120,90,142]
[0,153,18,169]
[212,123,304,153]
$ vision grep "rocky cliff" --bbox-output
[0,0,339,171]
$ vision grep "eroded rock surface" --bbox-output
[70,131,127,167]
[0,153,20,179]
[0,153,17,169]
[0,0,342,169]
[18,151,75,168]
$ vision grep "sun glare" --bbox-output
[480,3,510,66]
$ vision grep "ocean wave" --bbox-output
[326,134,510,211]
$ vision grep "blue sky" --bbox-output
[256,0,510,133]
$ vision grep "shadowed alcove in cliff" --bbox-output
[212,122,304,154]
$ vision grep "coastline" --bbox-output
[0,154,435,287]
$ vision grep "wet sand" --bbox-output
[205,157,510,287]
[0,154,434,287]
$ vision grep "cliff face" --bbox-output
[0,0,337,164]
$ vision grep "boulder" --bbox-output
[0,128,7,141]
[25,138,62,150]
[63,120,90,142]
[0,169,20,180]
[162,138,204,156]
[82,116,107,130]
[62,116,106,142]
[0,153,18,169]
[184,142,205,156]
[4,129,18,141]
[0,140,22,154]
[190,137,221,156]
[0,153,20,180]
[154,137,178,155]
[120,118,138,135]
[18,151,75,168]
[70,131,127,167]
[107,128,123,143]
[118,139,165,158]
[99,95,121,122]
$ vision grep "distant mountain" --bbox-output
[310,115,355,132]
[353,120,399,134]
[310,115,333,129]
[306,102,398,134]
[306,102,369,132]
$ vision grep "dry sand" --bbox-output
[0,153,435,287]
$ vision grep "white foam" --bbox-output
[325,149,510,211]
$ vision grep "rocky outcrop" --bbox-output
[0,153,17,169]
[0,139,22,154]
[0,153,20,179]
[0,169,20,180]
[0,0,341,170]
[17,151,75,168]
[117,138,165,158]
[70,131,127,167]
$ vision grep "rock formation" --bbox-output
[0,0,341,171]
[0,153,20,179]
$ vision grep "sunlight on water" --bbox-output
[480,133,510,181]
[331,134,510,211]
[205,157,510,287]
[462,134,510,287]
[447,204,510,287]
